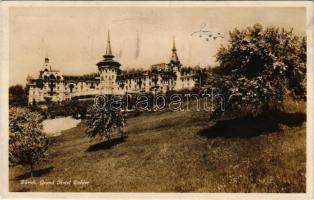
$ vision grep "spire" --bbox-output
[97,31,121,70]
[172,38,176,51]
[43,54,51,71]
[170,38,180,65]
[42,40,52,70]
[106,31,112,55]
[45,48,49,64]
[44,57,49,64]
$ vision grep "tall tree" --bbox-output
[9,107,49,177]
[209,24,306,120]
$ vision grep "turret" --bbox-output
[168,39,181,71]
[96,31,121,70]
[43,56,52,71]
[97,31,121,94]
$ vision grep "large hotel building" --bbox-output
[27,32,201,104]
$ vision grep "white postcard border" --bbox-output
[0,1,313,199]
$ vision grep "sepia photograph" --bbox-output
[1,1,313,198]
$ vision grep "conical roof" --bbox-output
[97,31,121,69]
[169,39,181,66]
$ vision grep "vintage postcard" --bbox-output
[0,1,313,199]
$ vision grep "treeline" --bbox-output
[9,84,28,107]
[30,100,93,119]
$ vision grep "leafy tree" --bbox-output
[86,103,126,141]
[9,107,49,177]
[209,24,306,120]
[9,85,28,107]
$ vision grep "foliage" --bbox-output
[46,100,91,119]
[209,24,306,120]
[9,85,28,107]
[86,105,126,141]
[30,99,93,119]
[9,107,49,177]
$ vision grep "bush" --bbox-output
[31,99,93,119]
[85,105,126,141]
[209,24,306,120]
[9,85,28,107]
[9,107,49,177]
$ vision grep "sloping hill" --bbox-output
[9,102,306,192]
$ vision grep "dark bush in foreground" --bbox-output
[9,107,49,177]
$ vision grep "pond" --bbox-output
[42,117,81,137]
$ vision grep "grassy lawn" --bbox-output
[9,101,306,192]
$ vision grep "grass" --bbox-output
[9,101,306,192]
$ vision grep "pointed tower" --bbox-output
[97,31,121,94]
[105,31,113,56]
[168,38,181,70]
[43,54,52,71]
[171,39,179,63]
[97,31,121,70]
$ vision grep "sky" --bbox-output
[9,7,306,86]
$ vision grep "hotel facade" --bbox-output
[27,33,202,104]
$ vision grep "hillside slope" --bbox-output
[9,102,306,192]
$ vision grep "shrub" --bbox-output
[9,85,28,107]
[209,24,306,120]
[85,105,126,141]
[9,107,49,177]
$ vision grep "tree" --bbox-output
[209,24,306,120]
[9,107,49,177]
[9,85,28,107]
[85,103,126,141]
